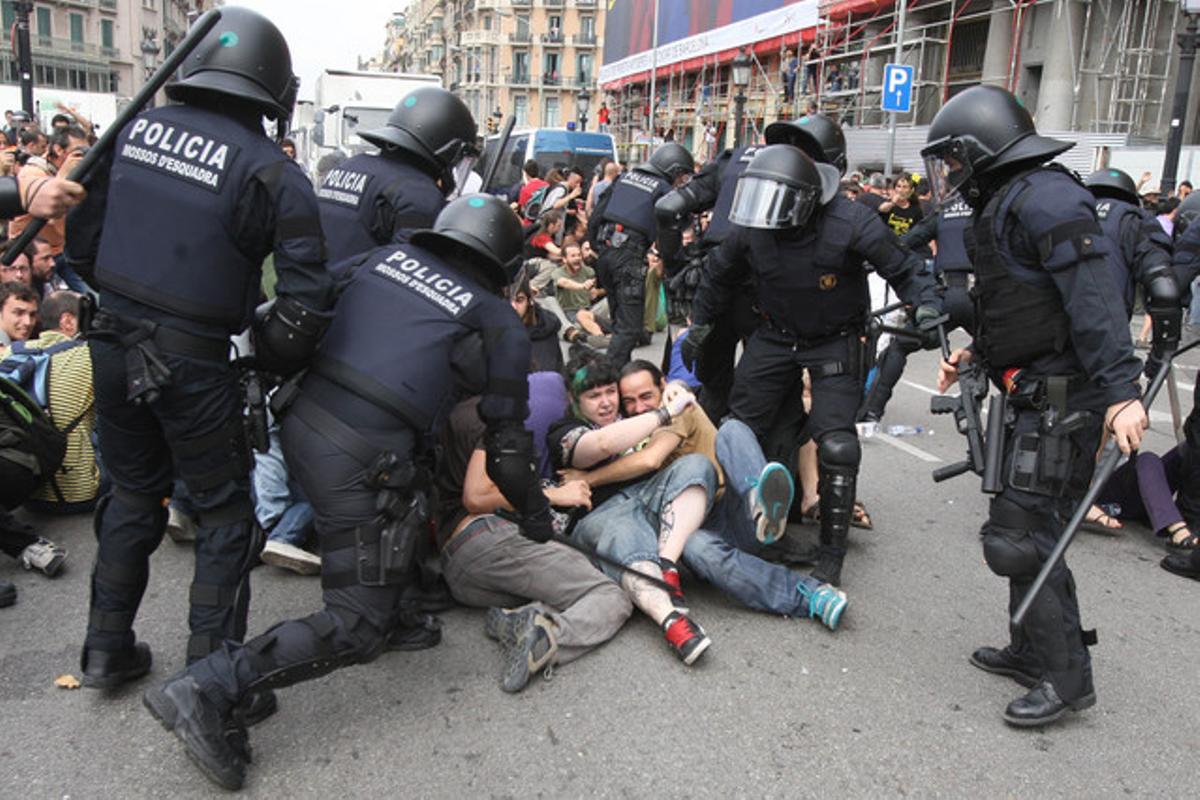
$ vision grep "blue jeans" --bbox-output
[682,419,820,617]
[253,418,313,546]
[573,453,716,581]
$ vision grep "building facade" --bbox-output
[0,0,212,102]
[395,0,606,131]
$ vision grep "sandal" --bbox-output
[1081,505,1123,534]
[1166,523,1199,551]
[851,500,874,530]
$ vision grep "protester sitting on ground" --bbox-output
[437,394,632,692]
[576,360,848,628]
[548,351,716,664]
[1085,444,1196,550]
[555,243,610,348]
[8,291,98,513]
[0,248,34,289]
[508,268,563,373]
[0,281,38,345]
[525,211,565,295]
[30,238,67,298]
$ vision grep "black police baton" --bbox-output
[479,115,516,192]
[1,8,222,266]
[1012,339,1200,626]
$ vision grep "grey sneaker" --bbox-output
[500,610,558,693]
[749,462,795,544]
[259,540,321,575]
[166,506,197,544]
[19,537,66,577]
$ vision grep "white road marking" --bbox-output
[873,432,943,462]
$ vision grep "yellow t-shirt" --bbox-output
[659,404,725,497]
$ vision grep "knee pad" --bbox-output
[982,525,1041,579]
[818,431,861,471]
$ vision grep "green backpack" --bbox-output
[0,375,67,510]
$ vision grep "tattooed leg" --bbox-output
[620,560,674,624]
[657,485,708,563]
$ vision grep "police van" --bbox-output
[477,128,617,195]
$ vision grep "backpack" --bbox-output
[0,375,66,509]
[522,183,551,222]
[0,339,91,508]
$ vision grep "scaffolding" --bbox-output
[602,0,1187,160]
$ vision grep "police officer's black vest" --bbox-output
[749,196,869,339]
[95,105,285,330]
[969,168,1074,369]
[935,198,973,274]
[601,168,672,241]
[705,145,761,245]
[317,152,444,263]
[1094,197,1139,313]
[312,243,491,433]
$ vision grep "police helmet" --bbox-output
[1175,191,1200,236]
[1084,168,1139,205]
[764,114,848,175]
[358,87,477,181]
[646,142,695,183]
[411,194,524,290]
[166,7,298,122]
[921,85,1072,206]
[729,144,840,230]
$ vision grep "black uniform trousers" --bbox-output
[85,337,257,661]
[1176,378,1200,525]
[862,275,976,421]
[185,396,414,710]
[601,240,650,367]
[697,284,761,423]
[729,330,860,442]
[983,403,1100,703]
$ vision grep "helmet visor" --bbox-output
[923,139,973,207]
[729,175,818,229]
[445,155,481,200]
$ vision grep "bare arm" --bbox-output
[463,448,591,513]
[562,429,683,488]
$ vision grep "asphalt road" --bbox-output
[2,329,1198,798]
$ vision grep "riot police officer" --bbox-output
[925,85,1151,727]
[64,8,334,709]
[656,113,848,420]
[588,142,694,365]
[143,195,551,790]
[859,193,976,425]
[317,87,477,261]
[686,145,941,588]
[1084,167,1178,322]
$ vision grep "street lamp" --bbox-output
[1161,2,1200,195]
[140,28,161,107]
[731,51,752,149]
[577,86,590,131]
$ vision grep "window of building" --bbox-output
[515,15,530,41]
[430,17,442,35]
[577,54,593,84]
[69,13,84,47]
[513,51,529,82]
[109,70,120,93]
[543,53,560,84]
[513,95,528,127]
[1,3,14,32]
[542,96,559,127]
[547,15,561,40]
[483,14,491,31]
[580,16,595,40]
[36,6,51,43]
[101,19,114,51]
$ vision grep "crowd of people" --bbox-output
[0,6,1197,792]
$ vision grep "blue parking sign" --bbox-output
[882,64,914,113]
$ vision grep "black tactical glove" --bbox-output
[519,497,555,544]
[913,305,943,350]
[681,323,713,372]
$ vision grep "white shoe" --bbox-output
[260,539,321,576]
[165,506,196,544]
[20,538,67,577]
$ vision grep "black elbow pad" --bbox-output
[484,422,540,513]
[1145,265,1182,354]
[655,185,700,231]
[0,176,21,219]
[253,295,333,376]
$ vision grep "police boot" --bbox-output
[386,610,443,652]
[143,674,247,791]
[81,641,153,689]
[1002,680,1096,728]
[969,645,1041,688]
[810,436,859,587]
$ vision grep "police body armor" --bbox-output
[704,145,762,246]
[935,197,974,274]
[311,243,491,434]
[601,168,672,242]
[969,168,1074,369]
[1093,197,1140,313]
[95,104,287,331]
[750,196,869,341]
[317,152,444,262]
